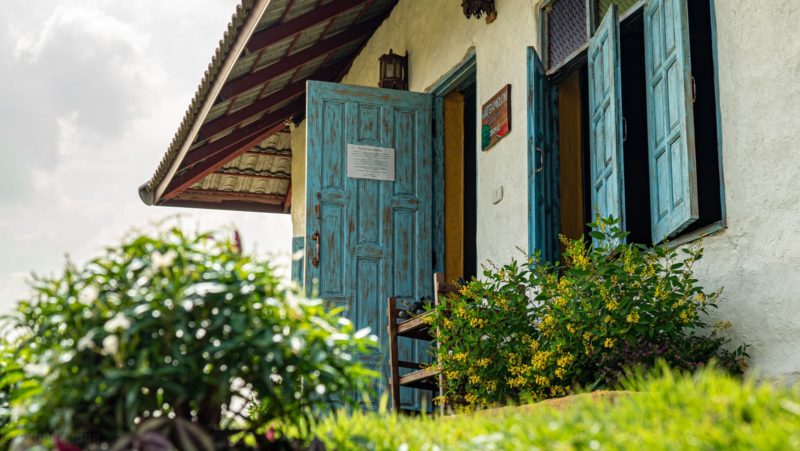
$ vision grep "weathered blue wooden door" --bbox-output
[644,0,698,243]
[588,5,625,233]
[304,81,433,409]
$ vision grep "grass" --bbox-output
[314,367,800,450]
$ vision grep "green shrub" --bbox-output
[0,226,377,448]
[431,217,748,407]
[315,366,800,450]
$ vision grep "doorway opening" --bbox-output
[441,74,477,282]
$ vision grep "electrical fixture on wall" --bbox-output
[461,0,497,23]
[378,49,409,91]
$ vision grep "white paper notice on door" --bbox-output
[346,144,395,181]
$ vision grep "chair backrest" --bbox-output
[433,272,458,308]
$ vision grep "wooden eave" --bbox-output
[139,0,398,214]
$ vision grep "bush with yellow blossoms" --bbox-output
[430,217,748,408]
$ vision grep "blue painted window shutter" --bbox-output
[528,48,559,262]
[588,4,626,236]
[305,81,433,410]
[644,0,699,243]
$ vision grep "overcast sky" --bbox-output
[0,1,293,313]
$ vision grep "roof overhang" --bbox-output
[139,0,397,213]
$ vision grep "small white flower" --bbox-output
[104,313,131,333]
[152,250,177,269]
[23,363,49,377]
[270,374,283,384]
[102,335,119,355]
[290,337,304,352]
[77,334,95,351]
[79,285,99,305]
[354,327,371,339]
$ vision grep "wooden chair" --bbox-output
[387,272,458,414]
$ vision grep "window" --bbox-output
[537,0,723,249]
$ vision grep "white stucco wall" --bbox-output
[291,0,539,267]
[290,122,306,236]
[288,0,800,380]
[690,1,800,382]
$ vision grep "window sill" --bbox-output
[664,220,727,249]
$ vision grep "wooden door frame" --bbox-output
[427,49,477,276]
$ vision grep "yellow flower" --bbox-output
[508,375,528,388]
[464,393,478,404]
[557,353,574,367]
[558,277,571,291]
[486,380,497,391]
[572,253,590,270]
[469,374,481,384]
[566,324,576,334]
[555,368,567,379]
[456,305,466,318]
[626,311,640,324]
[623,249,635,275]
[476,358,491,368]
[443,318,454,329]
[469,317,488,328]
[605,299,619,311]
[534,375,550,387]
[538,315,556,332]
[496,297,509,310]
[553,296,567,308]
[453,352,467,362]
[445,371,459,380]
[603,315,613,324]
[550,385,567,397]
[532,351,552,371]
[582,332,593,342]
[604,338,615,348]
[679,310,692,323]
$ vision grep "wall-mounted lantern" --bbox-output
[462,0,497,23]
[378,49,408,91]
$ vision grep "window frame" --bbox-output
[532,0,727,250]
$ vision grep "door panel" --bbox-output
[588,5,625,237]
[305,81,433,409]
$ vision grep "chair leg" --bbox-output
[387,297,401,412]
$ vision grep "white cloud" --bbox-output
[0,1,294,314]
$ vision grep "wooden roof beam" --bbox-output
[163,199,288,215]
[178,189,286,204]
[162,99,303,200]
[181,99,301,171]
[220,15,383,100]
[200,60,347,139]
[245,0,370,53]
